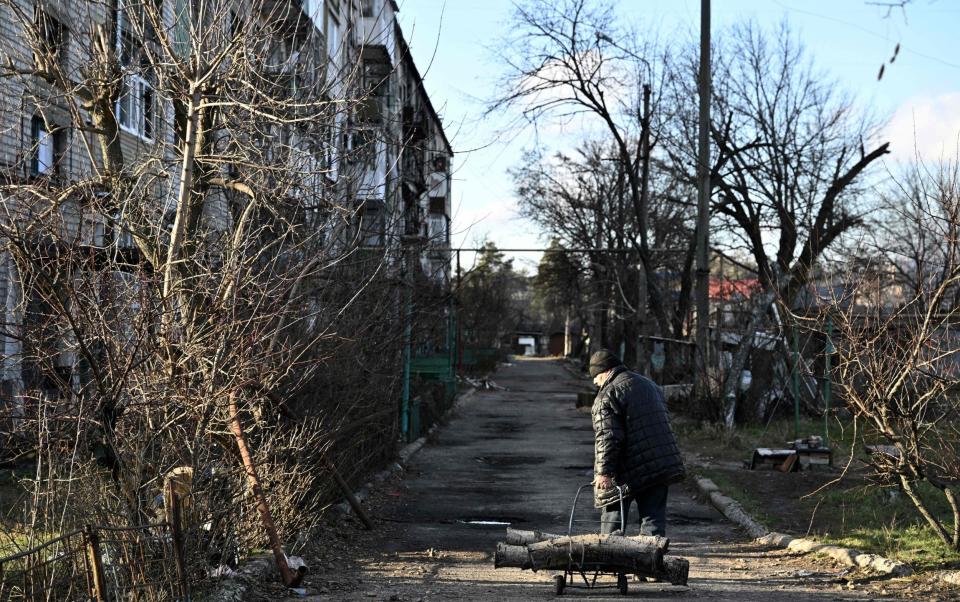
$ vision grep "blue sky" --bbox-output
[396,0,960,271]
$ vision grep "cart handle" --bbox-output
[568,482,627,536]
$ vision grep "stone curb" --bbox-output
[938,571,960,586]
[691,475,914,578]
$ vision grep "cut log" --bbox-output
[495,538,688,586]
[495,534,664,575]
[505,527,669,554]
[528,534,664,575]
[494,543,532,570]
[505,528,561,546]
[662,556,689,586]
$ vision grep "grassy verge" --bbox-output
[694,466,771,527]
[678,417,960,572]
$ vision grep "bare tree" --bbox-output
[663,21,890,424]
[0,0,415,589]
[830,156,960,551]
[512,141,695,363]
[873,160,960,310]
[489,0,686,341]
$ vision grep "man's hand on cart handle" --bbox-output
[594,474,614,489]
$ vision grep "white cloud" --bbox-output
[884,92,960,162]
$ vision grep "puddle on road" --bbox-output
[458,520,511,526]
[456,516,527,527]
[556,424,593,432]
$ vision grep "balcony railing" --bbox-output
[427,214,447,246]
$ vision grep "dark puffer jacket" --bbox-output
[592,366,685,496]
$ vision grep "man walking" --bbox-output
[589,349,685,536]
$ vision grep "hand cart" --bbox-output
[554,482,631,596]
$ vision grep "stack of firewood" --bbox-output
[493,527,689,586]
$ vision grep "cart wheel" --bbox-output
[617,572,628,595]
[554,574,566,595]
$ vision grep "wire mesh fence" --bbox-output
[0,490,188,602]
[91,523,186,601]
[0,529,91,602]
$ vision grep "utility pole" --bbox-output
[694,0,712,399]
[637,83,652,374]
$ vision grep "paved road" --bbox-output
[293,358,900,601]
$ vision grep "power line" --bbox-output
[446,247,688,253]
[773,0,960,70]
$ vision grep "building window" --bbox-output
[33,9,67,72]
[30,116,65,177]
[346,127,376,169]
[359,200,385,247]
[361,0,375,18]
[326,11,341,65]
[117,75,155,139]
[115,0,157,140]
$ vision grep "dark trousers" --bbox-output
[600,485,668,536]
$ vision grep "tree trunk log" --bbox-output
[495,543,534,570]
[722,291,774,427]
[495,534,664,575]
[505,527,668,554]
[325,458,374,530]
[662,556,690,586]
[495,536,688,586]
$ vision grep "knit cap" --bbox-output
[588,349,622,378]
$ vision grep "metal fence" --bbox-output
[0,483,188,602]
[0,528,91,601]
[639,335,696,386]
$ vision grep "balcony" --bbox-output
[358,0,397,64]
[426,170,447,200]
[427,213,446,243]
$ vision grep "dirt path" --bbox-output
[285,358,909,601]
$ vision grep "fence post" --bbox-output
[166,481,190,600]
[85,525,107,602]
[792,323,801,440]
[823,315,834,447]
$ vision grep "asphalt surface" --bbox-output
[292,358,904,601]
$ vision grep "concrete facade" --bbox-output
[0,0,452,405]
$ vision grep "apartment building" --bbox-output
[351,0,453,284]
[0,0,452,404]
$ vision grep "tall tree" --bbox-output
[459,242,526,348]
[533,240,584,356]
[663,22,890,422]
[489,0,686,339]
